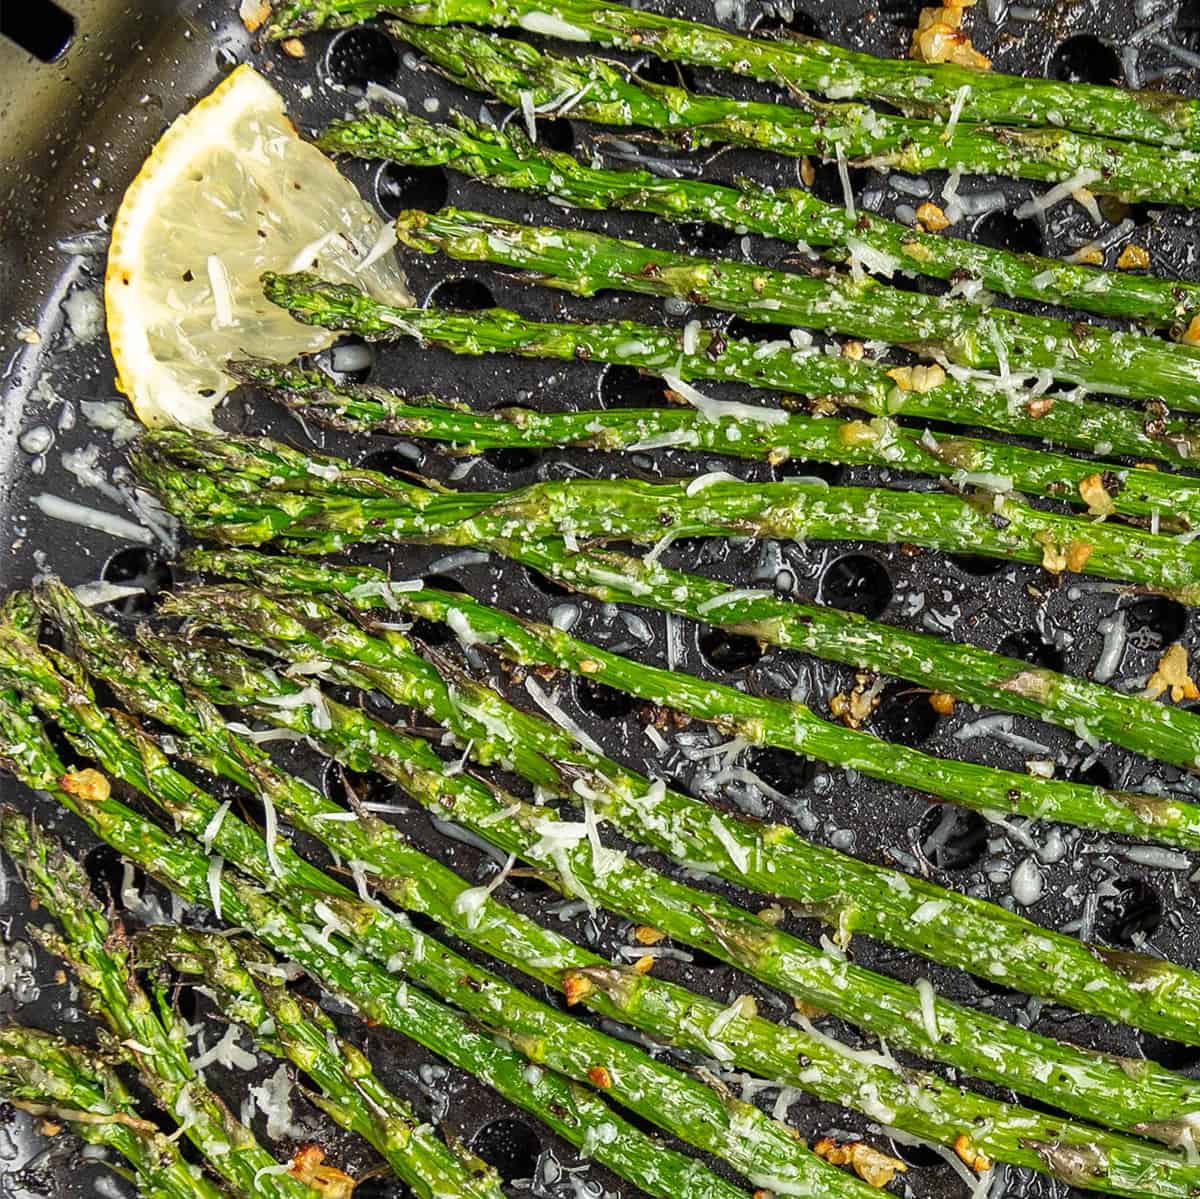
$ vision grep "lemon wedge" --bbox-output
[105,64,410,430]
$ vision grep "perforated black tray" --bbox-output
[3,2,1200,1197]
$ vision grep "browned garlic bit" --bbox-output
[290,1146,356,1199]
[814,1138,908,1188]
[1145,643,1200,703]
[1181,313,1200,346]
[279,37,307,58]
[1034,532,1093,575]
[886,363,946,393]
[910,2,992,70]
[830,673,885,728]
[929,691,956,715]
[954,1134,993,1172]
[587,1065,614,1088]
[238,0,271,32]
[915,201,952,232]
[60,768,111,803]
[1078,472,1117,517]
[1116,244,1151,271]
[634,924,665,944]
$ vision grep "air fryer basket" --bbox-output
[3,2,1200,1197]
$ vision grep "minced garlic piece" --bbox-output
[290,1147,355,1199]
[239,0,271,31]
[279,37,307,58]
[1078,472,1116,516]
[886,363,945,393]
[635,925,665,945]
[954,1135,993,1173]
[1116,243,1150,270]
[1145,644,1200,703]
[1181,314,1200,346]
[587,1065,614,1088]
[1026,395,1055,419]
[842,340,865,360]
[916,201,951,231]
[910,2,991,69]
[1072,245,1105,266]
[830,673,884,729]
[1035,532,1093,574]
[61,769,111,803]
[929,691,955,715]
[815,1138,908,1188]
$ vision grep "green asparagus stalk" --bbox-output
[0,674,881,1199]
[16,609,1200,1196]
[0,804,323,1199]
[321,71,1200,329]
[0,700,762,1199]
[261,273,1200,468]
[392,208,1200,410]
[264,0,1200,153]
[235,354,1200,528]
[0,1026,228,1199]
[167,578,1200,851]
[146,624,1200,1140]
[132,430,1200,600]
[189,534,1200,777]
[139,573,1200,1050]
[136,928,507,1199]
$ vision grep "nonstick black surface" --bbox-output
[4,2,1200,1197]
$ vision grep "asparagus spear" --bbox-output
[236,354,1200,528]
[0,802,324,1199]
[264,0,1200,153]
[393,208,1200,410]
[137,928,507,1199]
[261,273,1200,468]
[12,615,1197,1196]
[145,624,1200,1138]
[168,557,1200,844]
[0,681,882,1199]
[132,430,1200,599]
[322,65,1200,329]
[191,532,1200,778]
[0,714,762,1199]
[135,573,1200,1050]
[0,1026,228,1199]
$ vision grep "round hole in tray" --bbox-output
[680,220,738,256]
[1068,758,1113,790]
[818,553,893,619]
[470,1117,542,1180]
[574,675,638,719]
[1102,877,1164,945]
[484,404,540,473]
[632,55,697,91]
[410,573,470,647]
[101,547,173,616]
[375,162,449,220]
[598,363,670,409]
[888,1135,947,1170]
[1124,595,1188,648]
[322,760,397,810]
[868,681,940,746]
[972,209,1044,256]
[754,4,823,38]
[1047,34,1122,85]
[325,27,400,92]
[698,627,765,671]
[313,335,375,384]
[534,116,574,152]
[723,315,785,343]
[996,629,1064,674]
[918,804,988,871]
[522,564,572,598]
[359,447,424,476]
[426,277,495,311]
[745,744,817,796]
[1138,1030,1200,1073]
[949,552,1005,577]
